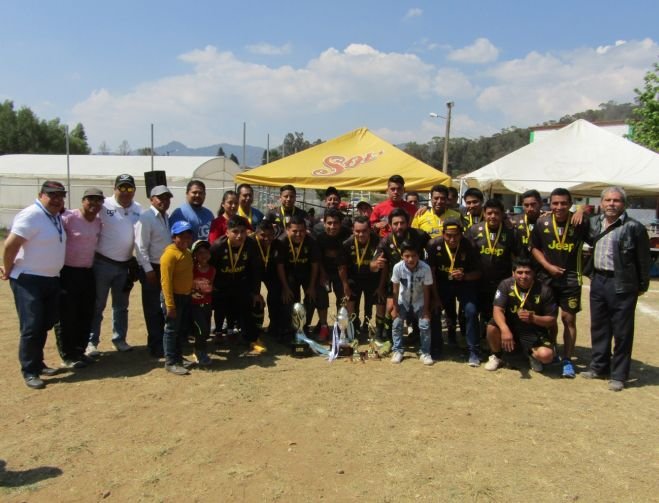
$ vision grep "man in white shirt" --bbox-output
[1,181,68,389]
[87,174,142,355]
[134,185,173,358]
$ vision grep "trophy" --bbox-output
[291,302,328,358]
[329,306,356,361]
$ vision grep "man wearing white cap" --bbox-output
[87,174,142,355]
[135,185,173,358]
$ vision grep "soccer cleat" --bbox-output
[250,339,268,354]
[608,380,624,392]
[317,325,330,342]
[85,343,100,357]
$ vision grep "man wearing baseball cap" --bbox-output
[87,174,142,355]
[134,185,174,358]
[1,181,67,389]
[54,187,104,369]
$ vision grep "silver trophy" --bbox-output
[336,306,351,347]
[292,302,306,337]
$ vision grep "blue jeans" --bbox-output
[10,274,60,377]
[90,257,130,346]
[164,294,191,365]
[438,282,480,354]
[138,265,165,352]
[392,304,431,355]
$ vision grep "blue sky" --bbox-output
[1,0,657,155]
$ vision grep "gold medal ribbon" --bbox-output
[227,241,245,273]
[354,236,370,268]
[256,237,270,268]
[238,206,252,223]
[552,213,570,247]
[287,234,304,264]
[444,241,460,272]
[513,281,534,311]
[485,222,502,254]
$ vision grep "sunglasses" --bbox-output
[116,186,135,193]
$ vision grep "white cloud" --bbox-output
[246,42,293,56]
[404,8,423,20]
[477,38,658,126]
[448,38,499,64]
[433,68,478,98]
[72,44,437,148]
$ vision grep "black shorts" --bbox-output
[487,319,553,354]
[550,284,582,314]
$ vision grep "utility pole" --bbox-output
[442,102,454,175]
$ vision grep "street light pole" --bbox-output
[442,102,454,175]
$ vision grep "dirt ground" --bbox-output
[1,266,658,502]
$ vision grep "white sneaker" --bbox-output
[390,352,404,364]
[85,343,100,357]
[420,353,434,366]
[484,354,503,371]
[529,355,543,372]
[113,340,132,352]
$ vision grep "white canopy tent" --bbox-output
[0,154,240,227]
[460,119,659,196]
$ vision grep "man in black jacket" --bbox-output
[582,187,651,391]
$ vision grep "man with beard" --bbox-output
[169,180,214,241]
[236,183,264,229]
[412,184,461,239]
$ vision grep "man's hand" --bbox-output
[371,254,387,272]
[0,266,8,281]
[282,288,294,304]
[450,268,465,281]
[546,264,566,278]
[166,307,177,320]
[501,329,515,352]
[517,309,534,324]
[145,270,158,286]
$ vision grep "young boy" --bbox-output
[390,241,434,365]
[160,221,194,375]
[190,240,215,366]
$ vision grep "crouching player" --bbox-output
[390,242,434,365]
[484,258,557,372]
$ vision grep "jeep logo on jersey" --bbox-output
[312,151,382,176]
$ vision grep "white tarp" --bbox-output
[460,119,659,196]
[0,154,241,227]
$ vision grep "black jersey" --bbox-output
[209,236,261,294]
[274,233,320,283]
[314,228,349,276]
[493,277,557,337]
[530,214,589,287]
[425,236,481,283]
[467,223,515,286]
[266,206,310,238]
[342,232,381,283]
[249,235,280,284]
[376,228,430,273]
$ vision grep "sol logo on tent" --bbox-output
[312,151,383,176]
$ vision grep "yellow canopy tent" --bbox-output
[235,127,450,191]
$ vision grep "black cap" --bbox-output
[115,174,135,188]
[40,180,67,194]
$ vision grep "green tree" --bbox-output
[0,100,91,154]
[217,146,226,157]
[137,147,157,155]
[629,62,659,151]
[261,148,282,165]
[281,132,322,157]
[229,153,240,165]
